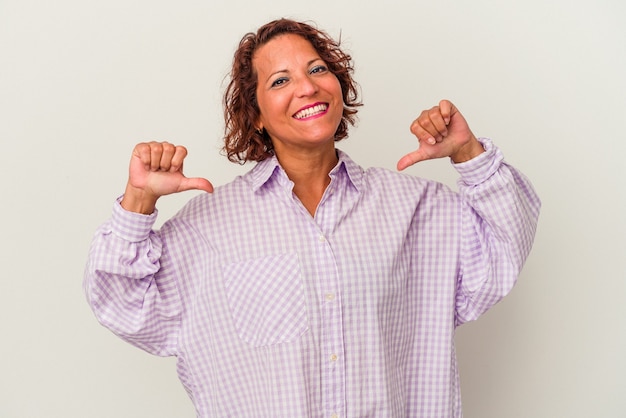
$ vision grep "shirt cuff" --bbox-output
[452,137,504,186]
[110,196,159,242]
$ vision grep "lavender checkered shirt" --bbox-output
[84,138,540,417]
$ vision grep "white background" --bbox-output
[1,0,624,417]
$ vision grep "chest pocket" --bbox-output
[223,253,309,347]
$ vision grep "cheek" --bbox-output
[330,79,344,108]
[332,81,344,112]
[256,99,274,127]
[257,93,288,121]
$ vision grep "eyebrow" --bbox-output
[265,58,324,83]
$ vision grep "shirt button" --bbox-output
[318,234,326,242]
[331,414,339,418]
[330,354,338,362]
[325,293,335,301]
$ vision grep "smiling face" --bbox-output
[253,34,344,157]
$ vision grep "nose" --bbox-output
[294,75,318,97]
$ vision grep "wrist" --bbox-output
[120,184,159,214]
[450,135,485,163]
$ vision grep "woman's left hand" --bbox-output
[397,99,485,170]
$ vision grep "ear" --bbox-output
[255,120,264,133]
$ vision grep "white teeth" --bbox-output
[295,104,327,119]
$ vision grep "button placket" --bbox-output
[310,184,346,418]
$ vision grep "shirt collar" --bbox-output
[248,154,284,192]
[248,149,364,193]
[333,149,364,193]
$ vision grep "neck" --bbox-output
[275,145,338,216]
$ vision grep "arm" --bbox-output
[84,203,179,355]
[453,138,540,324]
[398,100,540,324]
[83,142,213,355]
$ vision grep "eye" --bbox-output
[310,65,328,74]
[271,77,288,88]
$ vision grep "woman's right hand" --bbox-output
[121,141,214,214]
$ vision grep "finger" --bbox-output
[412,107,448,144]
[159,142,176,171]
[438,99,454,125]
[133,143,153,170]
[179,177,214,194]
[410,118,439,146]
[426,107,449,140]
[170,145,188,173]
[396,148,428,171]
[149,142,164,172]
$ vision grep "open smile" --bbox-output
[293,102,329,120]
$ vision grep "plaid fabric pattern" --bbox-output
[85,139,540,417]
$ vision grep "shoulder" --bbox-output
[175,174,251,219]
[363,166,453,201]
[338,149,458,206]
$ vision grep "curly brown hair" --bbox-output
[223,18,362,163]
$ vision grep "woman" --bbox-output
[85,18,540,417]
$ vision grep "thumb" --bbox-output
[397,149,429,171]
[179,176,214,193]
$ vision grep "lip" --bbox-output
[292,102,329,120]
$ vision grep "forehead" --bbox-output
[253,34,320,72]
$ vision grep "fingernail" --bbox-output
[427,137,436,145]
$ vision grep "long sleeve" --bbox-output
[83,199,181,356]
[82,148,540,416]
[453,138,541,325]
